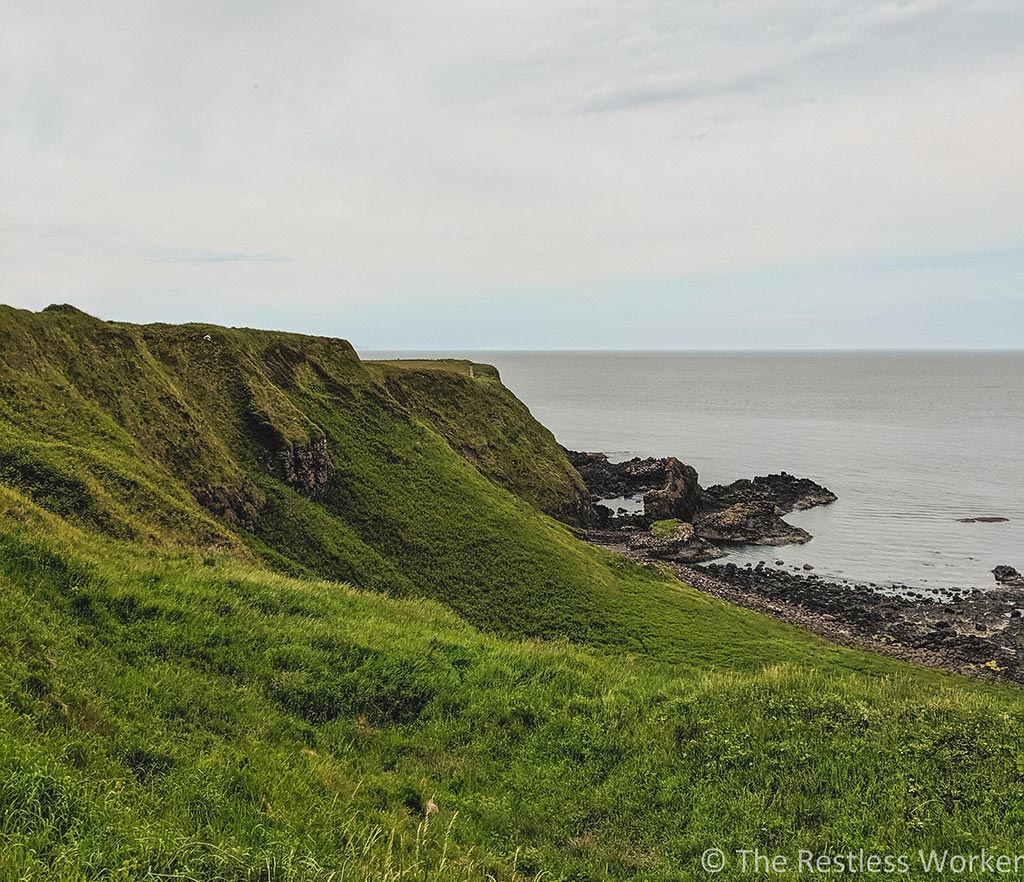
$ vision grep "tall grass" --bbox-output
[1,518,1023,880]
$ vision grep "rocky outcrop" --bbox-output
[703,472,836,514]
[993,566,1024,587]
[642,459,701,522]
[625,522,722,563]
[192,480,264,527]
[565,449,833,550]
[271,437,333,496]
[563,451,701,521]
[694,502,812,546]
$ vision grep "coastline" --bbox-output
[579,528,1023,685]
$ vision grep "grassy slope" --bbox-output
[369,359,590,522]
[2,504,1023,881]
[1,305,1023,879]
[0,304,875,665]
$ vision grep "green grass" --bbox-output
[651,519,684,538]
[2,305,1024,879]
[369,358,500,380]
[2,512,1024,881]
[369,358,588,520]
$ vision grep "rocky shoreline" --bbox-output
[580,530,1024,685]
[566,448,1023,685]
[565,448,837,556]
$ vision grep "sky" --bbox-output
[2,0,1023,350]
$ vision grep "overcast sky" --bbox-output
[2,1,1022,349]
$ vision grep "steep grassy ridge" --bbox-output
[0,305,870,664]
[2,305,1024,879]
[371,359,590,521]
[0,305,606,642]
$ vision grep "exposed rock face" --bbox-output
[272,437,333,496]
[694,502,812,546]
[642,459,701,522]
[993,566,1024,587]
[563,450,701,521]
[192,480,264,528]
[703,472,837,514]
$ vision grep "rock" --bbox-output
[803,563,814,571]
[625,522,723,563]
[703,472,836,515]
[192,480,264,527]
[564,450,701,522]
[694,502,812,546]
[958,516,1010,523]
[273,437,333,496]
[642,458,701,522]
[563,450,644,498]
[565,448,829,547]
[993,565,1024,587]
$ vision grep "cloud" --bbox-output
[145,251,292,265]
[1,0,1022,347]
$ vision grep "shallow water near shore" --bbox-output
[368,350,1024,592]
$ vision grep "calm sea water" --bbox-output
[368,351,1024,591]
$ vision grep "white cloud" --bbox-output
[1,0,1022,346]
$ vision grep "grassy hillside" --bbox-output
[3,505,1024,881]
[0,305,615,645]
[370,358,591,522]
[2,305,1024,879]
[0,304,871,664]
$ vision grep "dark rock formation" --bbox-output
[192,480,264,527]
[272,437,333,496]
[958,516,1010,523]
[564,450,701,521]
[703,472,836,514]
[642,459,701,522]
[564,449,835,551]
[694,502,812,546]
[994,565,1024,587]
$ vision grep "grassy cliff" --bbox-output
[1,305,1023,880]
[370,358,591,522]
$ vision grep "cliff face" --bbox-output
[0,305,603,636]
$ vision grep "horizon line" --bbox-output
[359,347,1024,354]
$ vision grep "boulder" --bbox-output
[993,566,1024,587]
[642,458,701,522]
[703,472,836,514]
[694,502,812,546]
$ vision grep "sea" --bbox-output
[367,351,1023,592]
